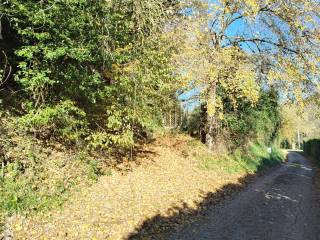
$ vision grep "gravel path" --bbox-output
[166,152,320,240]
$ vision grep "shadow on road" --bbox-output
[126,171,260,240]
[126,151,320,240]
[126,149,287,239]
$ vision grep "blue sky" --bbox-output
[178,7,250,111]
[179,0,320,111]
[178,88,201,111]
[177,2,295,111]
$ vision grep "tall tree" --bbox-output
[0,0,182,148]
[175,0,320,150]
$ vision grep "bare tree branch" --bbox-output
[223,37,300,54]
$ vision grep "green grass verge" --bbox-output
[195,142,284,174]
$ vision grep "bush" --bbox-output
[0,116,101,226]
[303,139,320,163]
[183,90,281,149]
[223,90,281,147]
[18,101,88,144]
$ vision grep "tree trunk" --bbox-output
[206,82,217,151]
[206,115,216,151]
[199,102,207,144]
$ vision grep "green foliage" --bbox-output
[0,142,66,218]
[0,1,181,225]
[0,117,108,224]
[303,139,320,163]
[198,142,284,174]
[87,130,134,150]
[18,101,88,143]
[222,89,281,147]
[0,162,68,215]
[0,0,316,231]
[1,0,179,150]
[86,159,104,182]
[184,89,282,148]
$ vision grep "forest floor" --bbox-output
[2,135,286,239]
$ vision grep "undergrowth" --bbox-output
[186,139,284,174]
[0,124,284,233]
[303,139,320,164]
[0,116,108,230]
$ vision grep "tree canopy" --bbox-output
[0,0,319,151]
[174,0,320,149]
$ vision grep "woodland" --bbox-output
[0,0,319,235]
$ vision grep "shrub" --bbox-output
[87,130,134,151]
[303,139,320,163]
[0,128,97,222]
[0,113,100,226]
[18,101,88,144]
[183,90,281,149]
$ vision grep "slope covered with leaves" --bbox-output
[4,134,284,239]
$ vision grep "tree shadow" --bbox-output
[126,171,264,240]
[110,146,159,172]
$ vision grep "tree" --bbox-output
[175,0,320,150]
[0,0,182,149]
[281,103,320,146]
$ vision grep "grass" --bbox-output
[193,141,284,174]
[0,116,112,234]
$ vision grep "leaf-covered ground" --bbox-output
[4,135,279,239]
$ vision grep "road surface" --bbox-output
[166,152,320,240]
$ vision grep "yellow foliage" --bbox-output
[209,47,260,108]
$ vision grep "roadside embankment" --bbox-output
[4,134,284,239]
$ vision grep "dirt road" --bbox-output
[166,152,320,240]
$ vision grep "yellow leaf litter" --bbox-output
[7,135,247,240]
